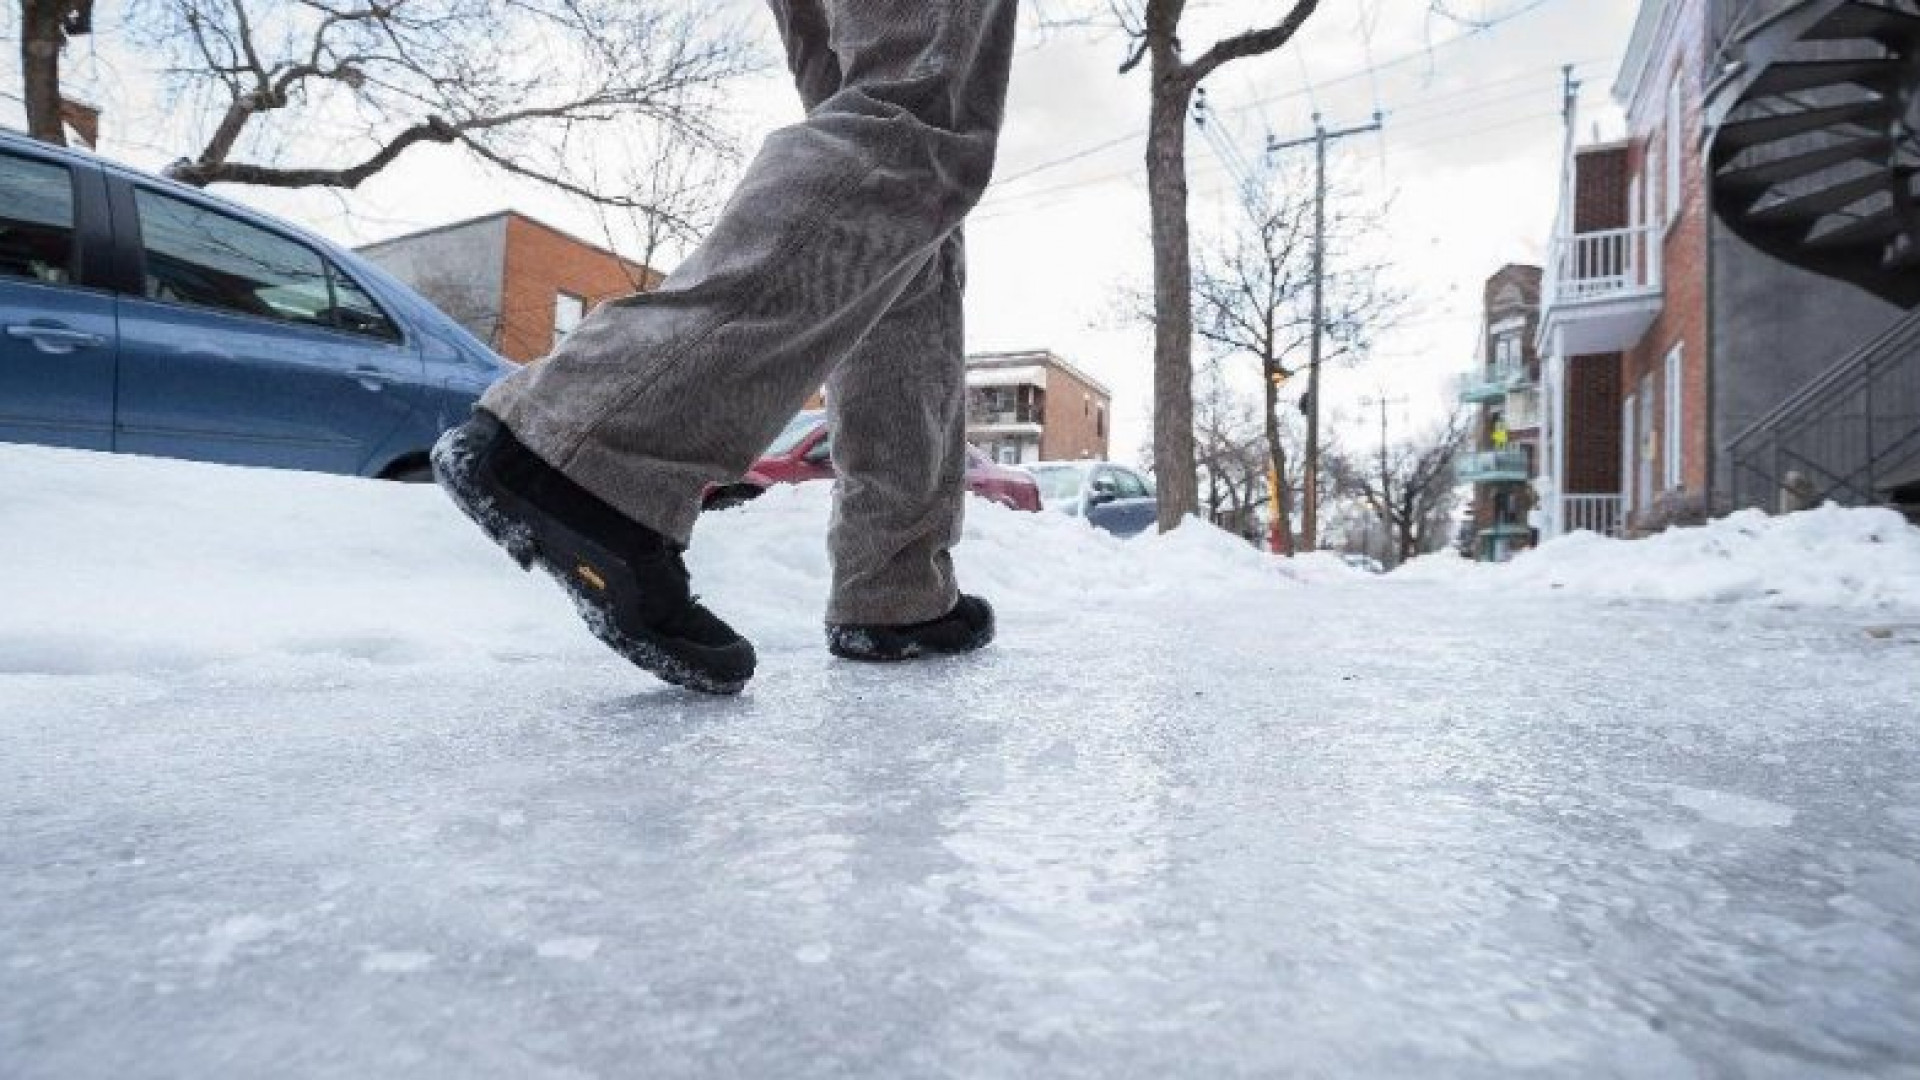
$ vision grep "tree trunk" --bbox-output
[1146,60,1198,533]
[20,0,73,146]
[1263,370,1296,556]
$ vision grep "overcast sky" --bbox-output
[3,0,1643,460]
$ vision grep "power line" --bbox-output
[988,0,1576,192]
[971,69,1595,222]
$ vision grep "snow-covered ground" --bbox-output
[3,444,1918,1079]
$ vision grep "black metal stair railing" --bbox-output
[1706,0,1920,307]
[1727,305,1920,508]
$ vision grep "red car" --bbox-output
[704,410,1042,511]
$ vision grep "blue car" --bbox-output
[0,129,510,480]
[1025,460,1159,538]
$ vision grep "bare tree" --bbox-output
[1329,408,1471,568]
[1106,0,1322,533]
[1193,156,1404,554]
[16,0,92,144]
[1191,358,1270,543]
[406,265,503,348]
[129,0,754,216]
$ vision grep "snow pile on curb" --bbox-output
[0,445,1312,677]
[1396,504,1920,611]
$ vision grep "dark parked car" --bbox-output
[0,128,510,480]
[1026,460,1159,537]
[705,410,1043,511]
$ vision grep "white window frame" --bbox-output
[1638,374,1656,509]
[1665,80,1684,229]
[1644,142,1660,240]
[1664,343,1684,490]
[1622,392,1638,513]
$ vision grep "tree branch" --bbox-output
[1185,0,1320,84]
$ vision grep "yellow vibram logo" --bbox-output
[575,564,607,591]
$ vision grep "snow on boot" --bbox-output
[432,411,756,695]
[826,595,995,663]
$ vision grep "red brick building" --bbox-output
[1458,264,1544,561]
[1534,6,1703,539]
[358,211,660,364]
[964,350,1111,464]
[1532,0,1919,536]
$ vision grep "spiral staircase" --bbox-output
[1708,0,1920,512]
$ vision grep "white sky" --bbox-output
[2,0,1642,462]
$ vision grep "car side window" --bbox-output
[1113,469,1148,498]
[0,152,76,285]
[325,264,402,343]
[135,188,334,328]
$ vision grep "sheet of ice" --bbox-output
[3,446,1917,1079]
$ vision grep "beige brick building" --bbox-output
[964,350,1111,464]
[358,211,660,365]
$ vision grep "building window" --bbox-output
[554,292,585,346]
[1096,404,1106,440]
[1622,391,1638,513]
[1638,374,1656,508]
[1664,343,1684,490]
[1645,142,1661,234]
[1666,80,1684,228]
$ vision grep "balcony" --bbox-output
[1458,364,1525,404]
[1457,449,1532,484]
[1539,224,1664,356]
[1563,493,1625,537]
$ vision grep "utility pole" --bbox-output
[1268,110,1382,551]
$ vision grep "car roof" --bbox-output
[1,128,373,267]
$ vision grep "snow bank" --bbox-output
[1396,504,1920,611]
[0,445,1311,678]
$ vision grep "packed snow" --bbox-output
[3,444,1918,1079]
[1398,503,1920,612]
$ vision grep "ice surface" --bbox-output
[2,446,1918,1078]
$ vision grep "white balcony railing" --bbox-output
[1547,224,1662,305]
[1540,224,1665,355]
[1563,494,1624,537]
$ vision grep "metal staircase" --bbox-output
[1709,0,1920,510]
[1707,0,1920,307]
[1726,303,1920,507]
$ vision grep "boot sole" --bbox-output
[826,620,996,663]
[432,428,748,696]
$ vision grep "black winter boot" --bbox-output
[826,595,995,663]
[432,411,755,694]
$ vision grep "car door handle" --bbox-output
[5,324,108,352]
[349,366,396,391]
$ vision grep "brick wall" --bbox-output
[1618,0,1711,527]
[1573,144,1631,233]
[1566,353,1623,494]
[1039,364,1110,460]
[498,216,662,364]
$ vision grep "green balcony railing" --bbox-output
[1458,365,1524,404]
[1457,449,1532,484]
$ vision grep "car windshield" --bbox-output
[1028,464,1090,502]
[765,411,824,456]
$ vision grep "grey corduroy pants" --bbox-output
[478,0,1017,626]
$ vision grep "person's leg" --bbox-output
[822,231,967,626]
[777,0,982,636]
[478,0,1018,548]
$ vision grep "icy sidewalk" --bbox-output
[2,447,1918,1079]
